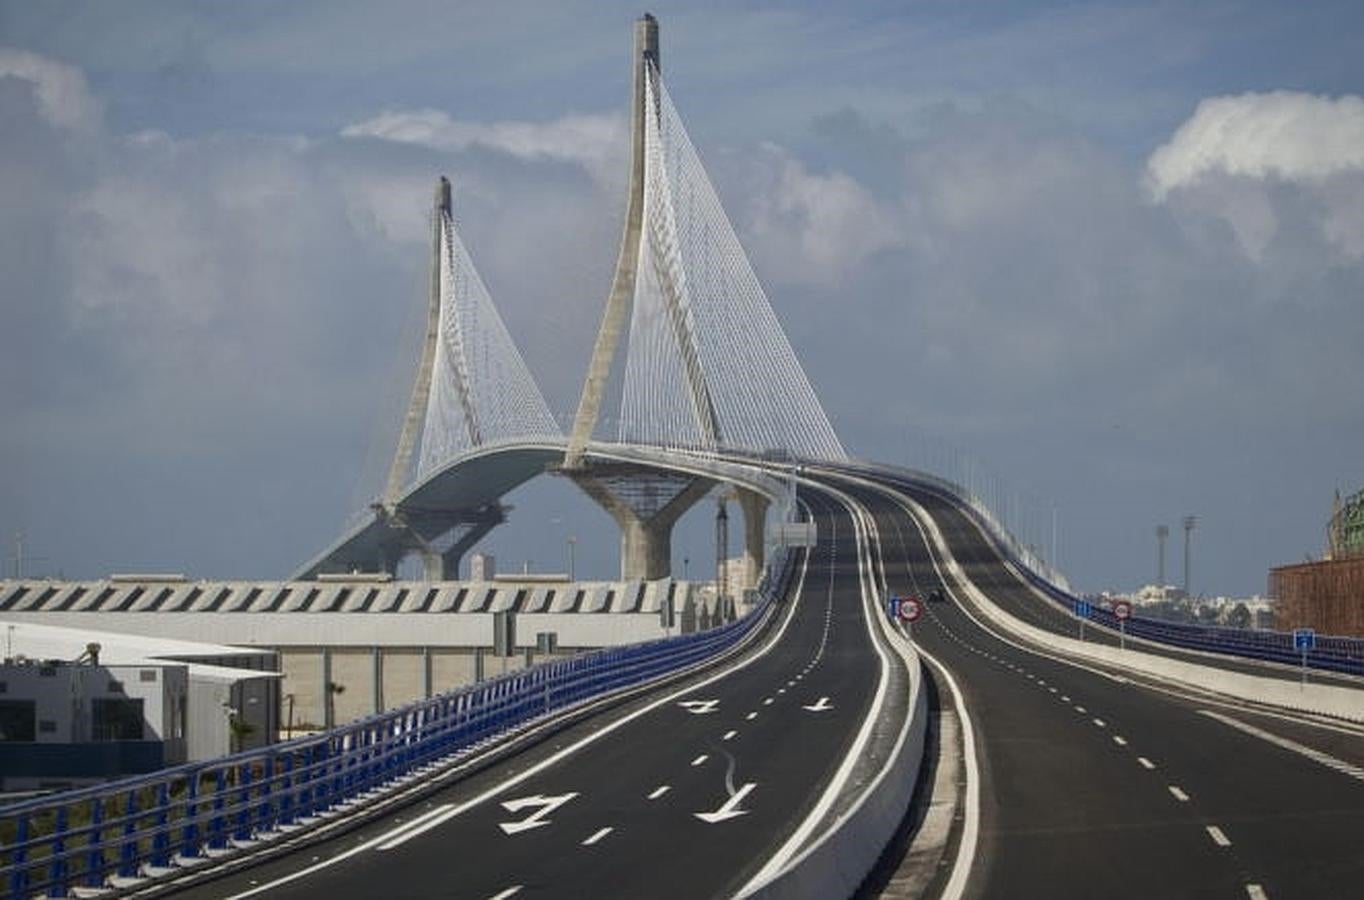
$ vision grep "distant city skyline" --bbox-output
[3,1,1362,596]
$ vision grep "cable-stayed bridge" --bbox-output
[2,14,1361,900]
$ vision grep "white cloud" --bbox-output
[0,47,101,131]
[341,109,624,183]
[743,145,901,285]
[1147,91,1364,198]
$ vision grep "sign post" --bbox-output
[1074,599,1092,641]
[1293,628,1316,688]
[1113,600,1132,650]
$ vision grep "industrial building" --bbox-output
[0,622,279,791]
[1269,487,1364,637]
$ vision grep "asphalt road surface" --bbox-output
[174,490,908,899]
[849,476,1364,900]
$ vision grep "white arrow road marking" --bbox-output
[498,793,579,834]
[678,700,720,714]
[802,697,834,712]
[695,783,756,824]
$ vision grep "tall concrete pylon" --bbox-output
[565,14,660,469]
[558,15,764,581]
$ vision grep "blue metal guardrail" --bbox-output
[918,474,1364,678]
[0,550,796,899]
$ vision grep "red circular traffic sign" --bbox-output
[1113,600,1132,621]
[899,596,923,622]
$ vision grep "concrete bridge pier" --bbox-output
[735,488,769,591]
[568,466,715,581]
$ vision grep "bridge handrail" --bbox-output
[836,460,1364,678]
[0,548,798,900]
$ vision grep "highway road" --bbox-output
[168,490,913,899]
[841,473,1364,900]
[851,466,1363,690]
[154,468,1364,900]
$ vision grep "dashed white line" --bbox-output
[1075,705,1087,714]
[1168,785,1190,802]
[1245,884,1269,899]
[746,712,758,721]
[1206,825,1232,847]
[1112,736,1128,746]
[582,827,614,846]
[647,785,670,800]
[489,888,523,900]
[1138,757,1155,770]
[723,730,738,741]
[691,755,708,767]
[1093,718,1106,728]
[763,697,774,706]
[1061,695,1071,702]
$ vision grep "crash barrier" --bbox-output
[0,551,797,899]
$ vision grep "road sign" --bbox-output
[1074,600,1093,618]
[1293,628,1316,652]
[886,597,899,621]
[1113,601,1132,621]
[898,596,923,622]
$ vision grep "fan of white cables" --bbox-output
[618,64,845,462]
[418,207,560,478]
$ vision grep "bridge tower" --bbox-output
[306,175,559,580]
[559,14,773,583]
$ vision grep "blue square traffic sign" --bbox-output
[1074,600,1093,618]
[1293,628,1316,652]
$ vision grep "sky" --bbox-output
[2,0,1362,598]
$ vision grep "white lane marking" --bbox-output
[1138,757,1156,769]
[678,699,720,715]
[582,827,613,846]
[1093,718,1106,728]
[1075,705,1087,714]
[723,730,738,741]
[1246,884,1269,899]
[1199,709,1364,783]
[695,782,757,823]
[746,711,758,721]
[802,696,834,712]
[1168,785,1190,802]
[223,528,819,898]
[1113,735,1128,746]
[1206,825,1232,847]
[692,754,709,767]
[1061,695,1071,702]
[763,697,774,706]
[369,803,456,848]
[498,793,579,835]
[647,785,670,800]
[1048,687,1058,693]
[489,888,523,900]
